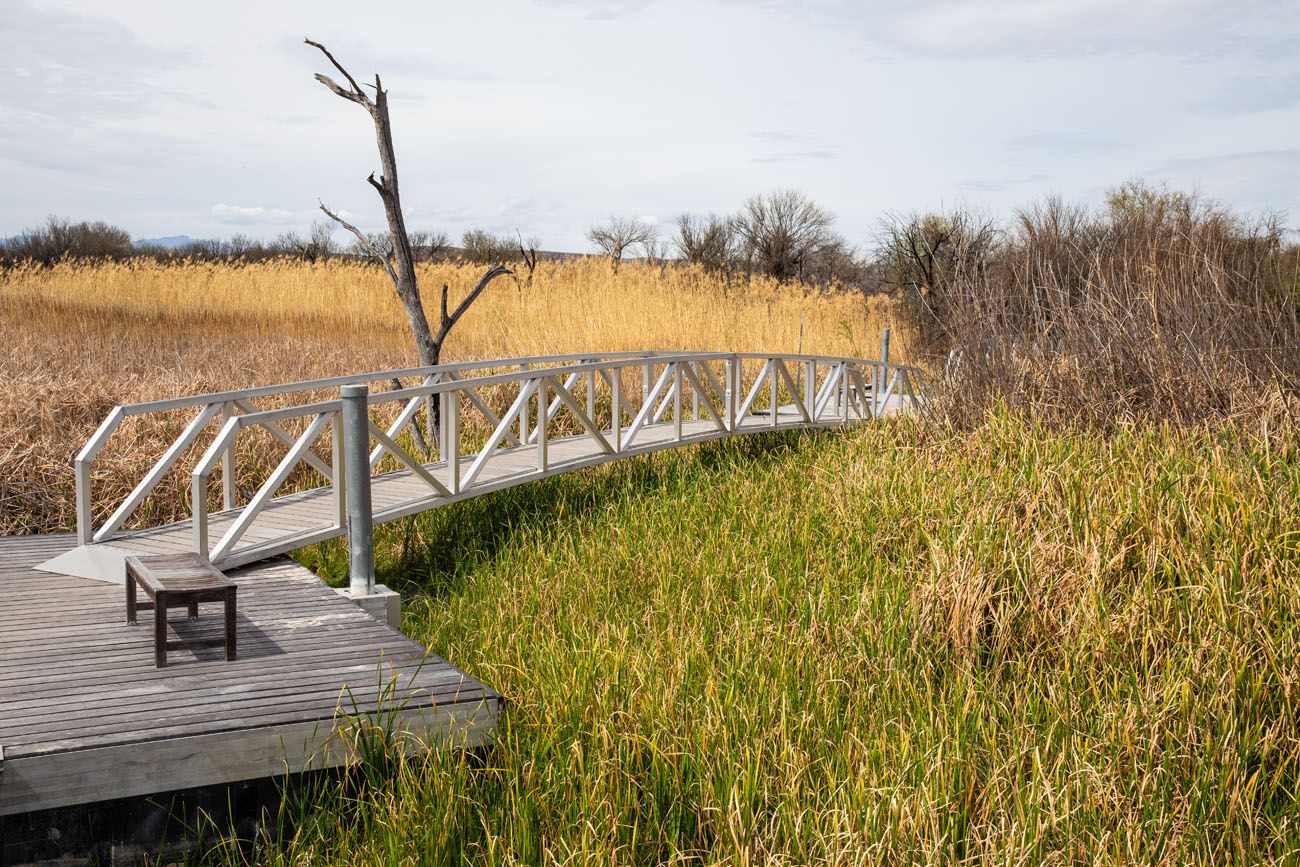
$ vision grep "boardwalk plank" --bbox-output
[0,535,499,817]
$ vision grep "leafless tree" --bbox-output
[587,216,658,271]
[641,236,669,269]
[3,216,133,265]
[306,38,511,368]
[876,207,1000,328]
[800,233,867,287]
[348,231,392,259]
[408,229,451,261]
[461,228,517,264]
[308,220,337,260]
[675,213,735,271]
[272,229,306,255]
[732,190,836,282]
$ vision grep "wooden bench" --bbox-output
[125,553,237,668]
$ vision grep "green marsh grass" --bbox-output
[225,413,1298,865]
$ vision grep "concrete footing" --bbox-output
[335,584,401,629]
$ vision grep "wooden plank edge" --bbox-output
[0,697,500,817]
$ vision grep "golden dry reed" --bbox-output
[1,256,898,358]
[0,257,900,534]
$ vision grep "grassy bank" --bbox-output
[213,413,1300,864]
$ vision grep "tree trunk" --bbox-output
[368,86,438,367]
[308,39,515,454]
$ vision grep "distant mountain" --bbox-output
[135,235,201,249]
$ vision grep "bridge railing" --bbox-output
[74,351,928,561]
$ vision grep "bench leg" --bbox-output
[224,588,237,661]
[188,599,199,621]
[154,590,168,668]
[126,575,137,625]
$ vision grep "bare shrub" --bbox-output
[408,229,451,261]
[799,233,869,288]
[308,220,338,260]
[587,216,658,271]
[675,213,736,272]
[732,190,836,282]
[461,228,518,264]
[914,183,1300,428]
[3,216,133,265]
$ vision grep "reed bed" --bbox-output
[0,256,891,356]
[910,191,1300,429]
[0,258,896,535]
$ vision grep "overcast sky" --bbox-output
[2,0,1297,251]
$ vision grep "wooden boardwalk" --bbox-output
[0,534,498,816]
[5,351,924,819]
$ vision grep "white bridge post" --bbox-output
[340,384,375,597]
[725,355,737,431]
[877,327,891,416]
[75,460,93,545]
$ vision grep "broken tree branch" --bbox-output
[435,264,513,346]
[318,200,399,287]
[304,38,368,102]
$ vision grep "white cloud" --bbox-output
[0,0,186,119]
[537,0,658,19]
[211,204,298,225]
[750,0,1300,61]
[1006,134,1129,154]
[0,0,1296,247]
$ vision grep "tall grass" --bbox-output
[216,415,1300,864]
[906,187,1300,428]
[0,258,896,535]
[0,256,891,356]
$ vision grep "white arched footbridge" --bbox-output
[42,351,926,583]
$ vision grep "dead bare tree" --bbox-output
[306,38,511,369]
[587,216,658,271]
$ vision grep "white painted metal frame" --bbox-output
[73,350,928,565]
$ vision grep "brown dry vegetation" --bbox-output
[887,185,1300,428]
[0,257,897,535]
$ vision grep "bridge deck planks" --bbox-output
[106,413,870,569]
[0,534,499,816]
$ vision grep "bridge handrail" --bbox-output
[185,352,928,442]
[90,350,919,421]
[98,351,666,418]
[74,349,921,465]
[74,350,930,549]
